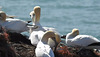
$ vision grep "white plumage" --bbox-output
[35,41,54,57]
[0,11,30,33]
[29,6,45,46]
[29,30,45,46]
[35,31,61,57]
[66,28,100,49]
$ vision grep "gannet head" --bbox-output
[29,6,41,29]
[0,11,6,21]
[55,33,61,44]
[72,28,79,36]
[30,11,35,22]
[66,28,79,39]
[32,6,40,23]
[41,31,61,50]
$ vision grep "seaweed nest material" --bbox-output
[7,32,36,57]
[55,44,100,57]
[0,28,100,57]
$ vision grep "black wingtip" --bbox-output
[88,42,100,46]
[61,35,66,39]
[27,21,32,23]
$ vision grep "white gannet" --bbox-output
[29,6,60,46]
[0,7,17,19]
[28,6,59,34]
[29,6,46,46]
[65,28,100,49]
[0,11,30,33]
[35,31,61,57]
[6,15,17,19]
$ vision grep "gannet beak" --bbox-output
[48,38,56,48]
[6,15,17,19]
[61,35,66,39]
[0,11,6,21]
[33,6,40,23]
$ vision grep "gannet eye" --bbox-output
[33,14,35,17]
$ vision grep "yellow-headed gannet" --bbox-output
[28,6,59,34]
[35,31,61,57]
[0,11,30,33]
[62,28,100,49]
[29,6,60,46]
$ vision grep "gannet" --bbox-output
[0,11,31,33]
[64,28,100,49]
[6,15,17,19]
[29,6,60,46]
[28,6,59,34]
[35,31,61,57]
[29,6,45,46]
[0,7,17,19]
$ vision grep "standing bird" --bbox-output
[35,31,61,57]
[29,6,59,34]
[62,28,100,49]
[0,11,31,33]
[29,6,60,46]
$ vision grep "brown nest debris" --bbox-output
[0,27,16,57]
[0,27,36,57]
[55,43,100,57]
[7,32,36,57]
[0,27,100,57]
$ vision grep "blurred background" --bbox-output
[0,0,100,39]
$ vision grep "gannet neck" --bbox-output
[0,11,6,21]
[66,33,75,39]
[55,33,61,44]
[41,31,60,51]
[41,31,55,43]
[34,6,40,23]
[30,12,42,29]
[48,38,56,48]
[33,22,43,29]
[33,21,41,26]
[30,10,45,31]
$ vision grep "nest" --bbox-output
[55,44,100,57]
[7,32,36,57]
[0,31,100,57]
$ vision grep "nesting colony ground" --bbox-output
[6,32,100,57]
